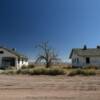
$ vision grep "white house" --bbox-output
[69,45,100,67]
[0,46,28,69]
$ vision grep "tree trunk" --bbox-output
[46,62,50,68]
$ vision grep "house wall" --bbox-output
[72,53,100,67]
[0,48,18,67]
[0,48,28,69]
[89,57,100,66]
[71,53,84,67]
[16,58,28,69]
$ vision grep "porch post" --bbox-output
[15,58,20,70]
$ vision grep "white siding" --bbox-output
[72,54,100,67]
[16,58,28,69]
[90,57,100,66]
[71,52,83,67]
[0,48,28,69]
[0,48,18,67]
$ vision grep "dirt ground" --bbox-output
[0,75,99,100]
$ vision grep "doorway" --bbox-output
[86,57,90,64]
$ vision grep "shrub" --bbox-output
[1,66,97,76]
[29,67,47,75]
[0,67,66,75]
[46,68,65,75]
[0,66,16,70]
[16,69,30,74]
[21,64,35,69]
[28,64,35,69]
[21,65,27,69]
[29,67,65,75]
[62,65,72,69]
[67,69,80,76]
[83,65,98,69]
[68,69,96,76]
[82,70,96,76]
[1,70,16,75]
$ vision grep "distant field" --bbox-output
[0,75,100,100]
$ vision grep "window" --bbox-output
[72,58,79,64]
[72,59,75,63]
[86,57,90,64]
[0,51,4,54]
[76,58,79,63]
[2,57,15,66]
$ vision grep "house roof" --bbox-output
[69,48,100,58]
[0,46,28,59]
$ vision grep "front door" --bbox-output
[86,57,90,64]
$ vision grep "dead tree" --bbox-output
[35,42,58,68]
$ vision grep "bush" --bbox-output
[1,70,16,75]
[0,66,16,70]
[0,67,65,75]
[62,65,72,69]
[83,70,96,76]
[16,69,30,74]
[46,68,65,75]
[83,65,98,69]
[68,69,96,76]
[29,67,47,75]
[21,65,27,69]
[0,67,96,76]
[29,67,65,75]
[21,64,35,69]
[28,64,35,69]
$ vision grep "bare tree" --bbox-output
[35,42,58,68]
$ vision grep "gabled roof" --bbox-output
[69,48,100,58]
[0,46,28,59]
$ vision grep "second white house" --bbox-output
[69,45,100,67]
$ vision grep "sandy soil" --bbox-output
[0,75,99,100]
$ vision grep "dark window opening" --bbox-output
[86,57,90,64]
[0,51,4,54]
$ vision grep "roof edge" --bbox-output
[69,49,74,59]
[0,46,28,59]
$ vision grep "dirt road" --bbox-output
[0,75,99,100]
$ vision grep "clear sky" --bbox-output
[0,0,100,61]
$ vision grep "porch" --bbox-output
[1,57,16,68]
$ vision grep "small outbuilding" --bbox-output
[69,45,100,67]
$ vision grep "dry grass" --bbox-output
[1,66,99,76]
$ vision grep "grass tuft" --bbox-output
[68,69,96,76]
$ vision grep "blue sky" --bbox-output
[0,0,100,61]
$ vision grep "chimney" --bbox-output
[83,45,87,50]
[97,45,100,49]
[12,48,16,51]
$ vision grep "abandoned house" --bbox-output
[69,45,100,67]
[0,46,28,69]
